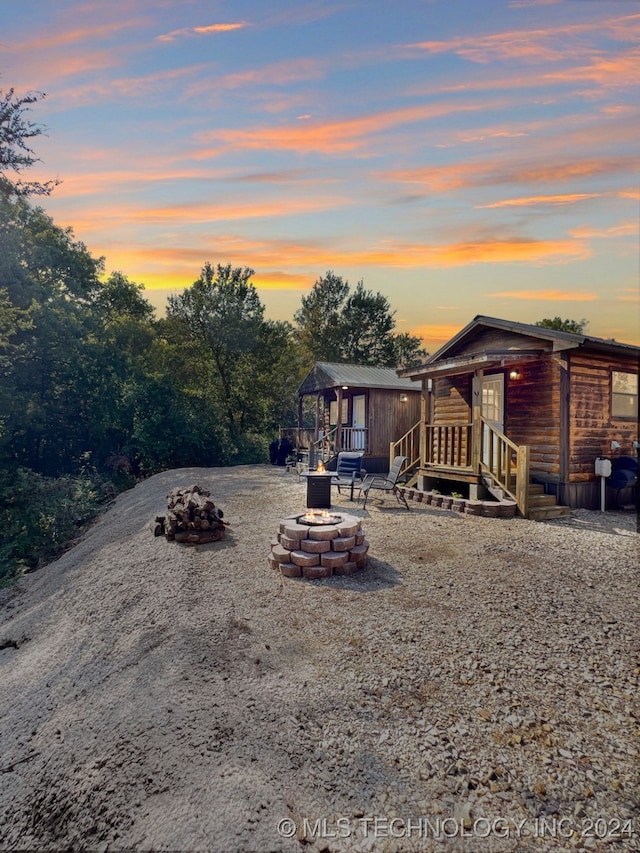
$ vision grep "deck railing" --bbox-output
[390,421,421,480]
[309,426,368,466]
[425,423,472,468]
[421,418,530,516]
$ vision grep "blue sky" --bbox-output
[2,0,639,350]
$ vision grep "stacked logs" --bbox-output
[150,485,227,543]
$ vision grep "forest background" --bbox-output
[0,88,584,582]
[0,87,432,581]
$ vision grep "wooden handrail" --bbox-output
[390,421,421,479]
[478,416,529,516]
[421,417,531,517]
[310,425,369,464]
[310,426,337,465]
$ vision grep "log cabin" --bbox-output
[295,362,421,474]
[397,316,639,519]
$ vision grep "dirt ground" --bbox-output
[0,466,638,853]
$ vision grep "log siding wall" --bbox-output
[568,350,639,482]
[505,359,563,480]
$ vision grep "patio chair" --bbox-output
[331,452,366,501]
[357,455,409,510]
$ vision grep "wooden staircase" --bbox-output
[482,475,571,520]
[526,483,572,521]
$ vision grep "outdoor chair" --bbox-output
[357,455,409,510]
[331,452,366,501]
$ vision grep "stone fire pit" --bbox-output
[269,511,369,579]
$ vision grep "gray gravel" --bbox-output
[0,465,638,853]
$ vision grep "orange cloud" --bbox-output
[92,232,590,287]
[252,271,313,291]
[383,155,638,192]
[215,57,327,89]
[69,195,350,230]
[544,48,640,89]
[407,15,640,65]
[569,221,637,239]
[489,289,599,301]
[478,193,600,209]
[198,99,500,156]
[6,21,142,52]
[409,324,468,347]
[616,289,639,303]
[156,22,248,42]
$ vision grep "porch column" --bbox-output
[471,369,483,472]
[418,378,428,486]
[336,386,343,453]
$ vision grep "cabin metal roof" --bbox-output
[298,362,419,395]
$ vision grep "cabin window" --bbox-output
[611,371,638,419]
[329,399,348,425]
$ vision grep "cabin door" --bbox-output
[481,374,504,465]
[352,395,366,450]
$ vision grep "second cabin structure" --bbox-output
[398,316,639,519]
[296,362,421,473]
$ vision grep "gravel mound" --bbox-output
[0,465,638,852]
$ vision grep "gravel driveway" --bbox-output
[0,465,638,852]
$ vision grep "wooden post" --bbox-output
[471,371,483,472]
[336,387,343,453]
[420,378,428,470]
[516,445,530,517]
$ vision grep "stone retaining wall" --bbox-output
[269,512,369,579]
[397,488,517,518]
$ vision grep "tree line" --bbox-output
[0,86,586,580]
[0,87,429,579]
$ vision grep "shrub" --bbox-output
[0,467,113,585]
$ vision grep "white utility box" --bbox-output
[595,457,612,477]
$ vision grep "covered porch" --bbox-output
[296,362,421,474]
[397,350,561,519]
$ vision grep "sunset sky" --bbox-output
[3,0,639,351]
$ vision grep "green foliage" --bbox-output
[535,316,588,334]
[0,467,113,584]
[0,82,430,571]
[393,331,429,369]
[166,263,301,448]
[0,87,59,198]
[294,271,427,367]
[294,271,349,362]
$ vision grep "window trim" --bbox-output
[611,370,638,420]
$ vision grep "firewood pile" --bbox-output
[150,485,227,544]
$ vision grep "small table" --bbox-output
[301,471,334,509]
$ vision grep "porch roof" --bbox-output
[400,350,543,380]
[399,315,640,381]
[298,362,418,395]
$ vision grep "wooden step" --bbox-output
[528,504,572,521]
[528,493,559,508]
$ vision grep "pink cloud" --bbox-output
[489,289,598,301]
[407,14,640,65]
[569,221,638,239]
[478,193,600,209]
[156,22,249,43]
[198,99,499,156]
